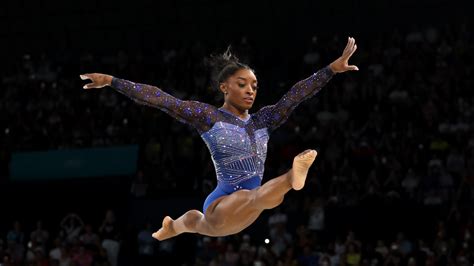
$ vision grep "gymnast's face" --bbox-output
[220,68,258,111]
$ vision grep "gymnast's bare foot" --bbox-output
[291,149,317,190]
[152,216,176,241]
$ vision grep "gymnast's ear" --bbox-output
[219,82,228,95]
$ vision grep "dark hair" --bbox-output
[206,46,253,90]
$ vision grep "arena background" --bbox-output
[0,0,473,265]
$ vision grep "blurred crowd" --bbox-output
[1,19,473,265]
[0,211,120,266]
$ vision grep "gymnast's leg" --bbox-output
[152,149,317,240]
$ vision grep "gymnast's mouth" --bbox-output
[243,97,254,103]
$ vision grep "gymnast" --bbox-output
[80,37,358,241]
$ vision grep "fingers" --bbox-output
[343,37,355,56]
[343,37,353,53]
[342,37,358,62]
[348,37,354,51]
[83,83,96,89]
[348,65,359,71]
[80,74,94,89]
[343,37,352,54]
[80,74,101,89]
[80,74,92,81]
[348,44,357,58]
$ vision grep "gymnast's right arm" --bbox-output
[79,73,216,131]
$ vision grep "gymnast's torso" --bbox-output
[200,108,268,187]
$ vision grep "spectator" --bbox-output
[6,221,25,265]
[99,210,120,266]
[30,220,49,251]
[79,224,100,247]
[60,213,84,243]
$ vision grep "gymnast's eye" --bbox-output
[238,83,246,88]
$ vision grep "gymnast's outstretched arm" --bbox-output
[254,36,359,130]
[79,73,217,132]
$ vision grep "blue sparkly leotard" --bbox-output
[111,66,334,213]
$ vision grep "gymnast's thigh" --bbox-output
[205,189,263,235]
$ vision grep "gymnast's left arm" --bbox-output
[255,37,359,130]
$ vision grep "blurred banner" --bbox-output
[10,145,139,181]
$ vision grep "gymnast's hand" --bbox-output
[80,73,113,89]
[329,37,359,73]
